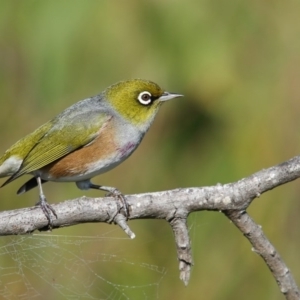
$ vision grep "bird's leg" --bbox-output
[89,183,129,218]
[35,176,57,226]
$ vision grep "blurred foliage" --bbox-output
[0,0,300,299]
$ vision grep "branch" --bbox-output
[225,210,299,300]
[1,155,300,297]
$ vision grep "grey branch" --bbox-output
[1,156,300,298]
[225,210,299,300]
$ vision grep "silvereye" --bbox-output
[0,79,182,224]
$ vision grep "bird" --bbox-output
[0,79,183,225]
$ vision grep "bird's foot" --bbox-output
[86,182,130,219]
[105,188,129,219]
[36,194,57,228]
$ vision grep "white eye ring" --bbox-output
[137,91,152,105]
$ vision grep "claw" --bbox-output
[36,194,57,227]
[108,189,129,218]
[87,182,129,219]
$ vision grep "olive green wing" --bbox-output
[0,121,53,167]
[7,110,111,182]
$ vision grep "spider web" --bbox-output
[0,233,166,300]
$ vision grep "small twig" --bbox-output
[169,216,193,285]
[113,213,135,239]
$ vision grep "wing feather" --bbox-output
[9,109,111,181]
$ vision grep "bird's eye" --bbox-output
[137,91,152,105]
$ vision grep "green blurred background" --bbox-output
[0,0,300,299]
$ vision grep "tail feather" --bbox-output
[17,177,48,195]
[1,176,16,188]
